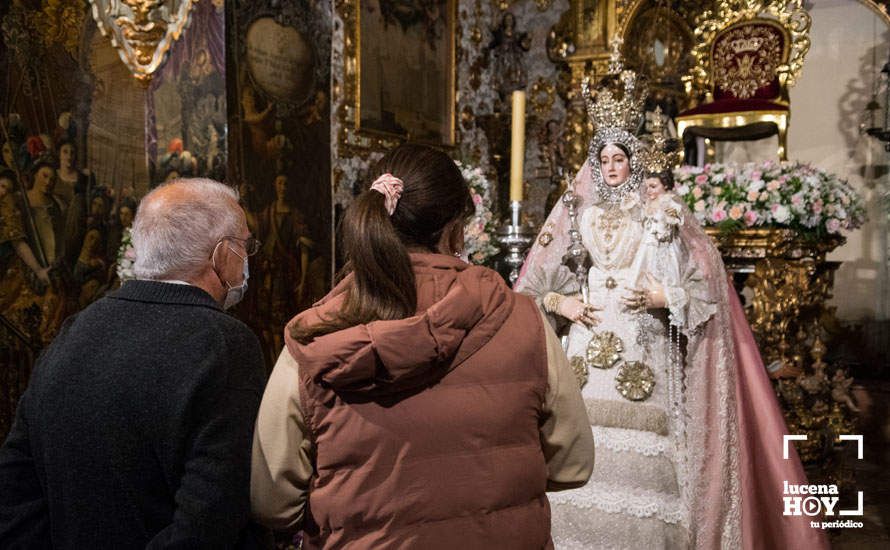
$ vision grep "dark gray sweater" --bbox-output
[0,280,268,549]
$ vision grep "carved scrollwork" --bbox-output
[88,0,196,85]
[687,0,811,97]
[709,227,855,463]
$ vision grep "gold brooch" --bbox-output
[538,232,554,247]
[605,276,617,289]
[569,356,589,389]
[586,331,623,369]
[615,361,655,401]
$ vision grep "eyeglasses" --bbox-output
[218,235,261,257]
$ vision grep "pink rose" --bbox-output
[473,193,483,205]
[826,218,841,233]
[692,187,704,199]
[743,210,759,226]
[695,174,708,185]
[766,181,781,192]
[729,205,743,220]
[812,200,823,214]
[711,209,727,223]
[747,190,760,202]
[759,191,769,201]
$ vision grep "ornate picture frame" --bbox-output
[351,0,457,147]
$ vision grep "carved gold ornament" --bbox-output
[686,0,811,98]
[615,361,655,401]
[89,0,196,84]
[713,23,783,99]
[586,331,623,369]
[707,227,853,464]
[570,356,589,389]
[538,231,554,247]
[530,78,557,117]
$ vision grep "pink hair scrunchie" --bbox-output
[370,173,404,216]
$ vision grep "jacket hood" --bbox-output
[284,253,515,396]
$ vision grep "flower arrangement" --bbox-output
[674,161,866,238]
[457,161,500,265]
[116,227,136,282]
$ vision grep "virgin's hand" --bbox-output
[622,274,666,311]
[558,296,600,328]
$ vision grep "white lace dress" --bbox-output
[550,198,697,550]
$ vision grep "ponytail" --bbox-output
[289,190,416,344]
[290,143,471,344]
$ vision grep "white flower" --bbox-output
[458,161,499,264]
[747,179,765,193]
[772,204,791,223]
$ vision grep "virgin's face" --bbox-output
[34,166,55,194]
[645,177,666,201]
[599,144,630,187]
[60,143,74,169]
[0,178,12,199]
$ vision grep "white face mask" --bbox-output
[222,255,249,310]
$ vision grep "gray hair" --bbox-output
[132,178,242,281]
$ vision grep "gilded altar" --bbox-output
[708,227,858,465]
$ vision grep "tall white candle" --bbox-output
[509,90,526,202]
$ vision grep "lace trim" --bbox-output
[550,481,688,526]
[592,425,674,458]
[664,285,688,328]
[679,262,717,334]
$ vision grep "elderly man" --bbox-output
[0,178,268,548]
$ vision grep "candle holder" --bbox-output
[497,200,536,285]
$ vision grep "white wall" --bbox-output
[788,0,890,321]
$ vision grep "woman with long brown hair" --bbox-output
[250,143,593,549]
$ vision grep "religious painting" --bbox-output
[147,0,227,186]
[0,0,127,438]
[0,0,231,439]
[356,0,457,145]
[228,0,332,368]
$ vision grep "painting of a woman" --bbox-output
[254,173,313,361]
